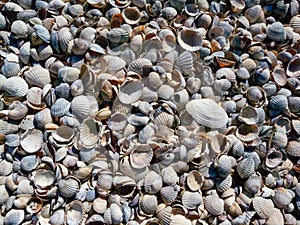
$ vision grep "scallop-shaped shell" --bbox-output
[128,58,152,75]
[215,154,232,178]
[270,95,288,111]
[238,106,259,125]
[52,126,75,143]
[20,129,43,153]
[272,67,287,86]
[186,99,228,128]
[2,76,28,97]
[266,22,286,42]
[236,124,259,142]
[34,24,50,43]
[21,155,39,172]
[58,27,74,52]
[186,170,203,191]
[216,175,232,192]
[244,5,263,24]
[119,80,143,104]
[290,15,300,33]
[246,86,266,107]
[0,160,13,176]
[7,101,28,120]
[244,174,262,194]
[144,171,163,194]
[170,215,192,225]
[58,66,80,84]
[33,108,52,129]
[4,209,24,225]
[11,20,28,39]
[182,191,202,209]
[139,194,158,215]
[58,176,81,198]
[273,187,293,209]
[33,168,55,189]
[130,144,153,169]
[236,67,251,80]
[79,118,100,148]
[236,157,255,179]
[157,85,174,100]
[287,54,300,77]
[51,98,71,117]
[122,7,141,25]
[286,140,300,157]
[107,27,129,44]
[55,83,70,99]
[70,95,90,120]
[49,209,65,225]
[66,200,85,225]
[0,120,19,135]
[5,134,20,147]
[177,27,202,51]
[253,197,275,219]
[204,194,224,216]
[161,166,178,185]
[1,61,20,78]
[108,112,128,131]
[160,186,178,205]
[157,205,172,225]
[24,65,51,88]
[176,51,194,75]
[70,79,84,97]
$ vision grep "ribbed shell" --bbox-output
[11,20,28,39]
[186,170,203,191]
[20,129,43,153]
[2,76,28,97]
[58,27,74,52]
[1,60,20,78]
[176,51,194,75]
[160,186,178,205]
[70,95,90,120]
[215,154,232,178]
[236,157,255,179]
[286,140,300,157]
[51,98,70,117]
[144,171,163,194]
[58,66,80,84]
[139,194,158,215]
[244,5,263,23]
[186,99,228,128]
[266,22,286,42]
[119,80,143,104]
[161,166,178,185]
[204,195,224,216]
[128,58,152,75]
[244,174,262,194]
[49,209,65,225]
[252,197,274,219]
[270,95,288,110]
[157,85,174,100]
[236,124,259,142]
[290,15,300,33]
[79,118,99,148]
[130,144,153,169]
[182,191,202,209]
[58,176,81,198]
[0,120,19,135]
[177,27,202,51]
[216,175,232,192]
[20,155,39,172]
[157,205,172,225]
[24,65,51,88]
[4,209,24,225]
[66,201,85,225]
[273,187,293,209]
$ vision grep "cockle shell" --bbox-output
[139,194,158,215]
[4,209,24,225]
[236,157,255,179]
[24,65,51,88]
[58,176,81,198]
[20,129,43,153]
[182,191,202,209]
[186,98,228,128]
[204,194,224,216]
[2,77,28,97]
[286,141,300,157]
[144,171,163,194]
[119,80,143,104]
[177,27,203,52]
[252,197,275,219]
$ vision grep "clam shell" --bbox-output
[0,160,13,176]
[33,168,55,189]
[287,54,300,77]
[79,118,100,148]
[266,22,286,42]
[1,60,20,78]
[128,58,152,75]
[286,140,300,157]
[186,98,228,128]
[272,67,287,86]
[139,194,158,215]
[160,186,178,205]
[182,191,202,209]
[161,166,178,185]
[244,5,263,23]
[7,101,28,120]
[144,171,163,194]
[4,209,24,225]
[20,129,43,153]
[24,65,51,88]
[130,144,153,169]
[273,187,293,209]
[58,27,74,52]
[49,209,65,225]
[66,200,85,225]
[157,85,174,100]
[55,83,70,99]
[215,154,232,178]
[21,155,39,172]
[186,170,204,191]
[27,87,46,109]
[0,120,19,135]
[157,205,172,225]
[236,124,259,142]
[290,15,300,33]
[204,194,224,216]
[265,208,284,225]
[119,80,143,104]
[34,108,52,128]
[52,126,75,144]
[16,179,34,195]
[58,66,80,84]
[11,20,28,39]
[238,106,259,125]
[170,215,192,225]
[270,95,288,111]
[244,174,262,194]
[177,27,202,51]
[246,86,266,107]
[122,7,141,25]
[2,77,28,97]
[176,51,194,75]
[108,112,128,131]
[51,98,71,117]
[70,95,90,120]
[216,175,232,192]
[26,197,43,214]
[58,176,81,198]
[107,27,129,44]
[252,197,275,219]
[236,157,255,179]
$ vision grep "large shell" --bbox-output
[24,65,51,88]
[252,197,275,219]
[144,171,163,194]
[4,209,24,225]
[286,140,300,157]
[266,22,286,42]
[119,80,143,104]
[181,191,202,209]
[177,27,203,51]
[185,98,228,128]
[70,95,91,120]
[2,77,28,97]
[139,194,158,215]
[66,200,85,225]
[79,118,100,148]
[58,176,81,198]
[236,157,255,179]
[11,20,28,39]
[204,194,224,216]
[20,129,43,153]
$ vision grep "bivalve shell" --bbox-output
[177,27,203,52]
[2,77,28,97]
[20,129,43,153]
[204,194,224,216]
[24,65,51,88]
[252,197,275,219]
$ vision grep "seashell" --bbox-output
[182,191,202,209]
[139,194,158,215]
[20,129,43,153]
[21,155,39,172]
[5,134,20,147]
[55,83,70,100]
[24,65,51,88]
[130,144,153,169]
[128,58,152,75]
[186,98,228,128]
[184,4,199,17]
[273,187,293,209]
[270,95,288,111]
[0,160,13,176]
[161,166,178,185]
[33,168,55,189]
[52,126,75,144]
[49,209,65,225]
[246,86,266,107]
[290,15,300,33]
[170,215,192,225]
[70,95,90,120]
[122,7,141,25]
[244,5,263,24]
[72,38,89,56]
[70,79,84,97]
[2,77,28,97]
[253,197,275,219]
[51,98,71,117]
[11,20,28,39]
[156,205,172,225]
[216,175,232,193]
[26,197,43,214]
[215,154,232,178]
[230,0,245,12]
[4,209,24,225]
[119,80,143,104]
[186,170,203,191]
[204,194,224,216]
[108,112,128,131]
[0,120,19,135]
[286,141,300,157]
[244,174,262,195]
[238,106,259,125]
[157,85,174,100]
[5,101,28,120]
[107,27,129,44]
[1,61,20,78]
[186,77,201,94]
[160,186,178,205]
[79,118,100,148]
[58,27,74,52]
[236,157,255,179]
[177,27,202,52]
[161,7,177,20]
[266,22,286,42]
[66,200,85,225]
[144,171,163,194]
[288,97,300,113]
[287,54,300,77]
[265,208,284,225]
[105,203,123,225]
[58,176,81,198]
[26,87,46,110]
[176,51,194,75]
[58,66,80,84]
[272,67,287,86]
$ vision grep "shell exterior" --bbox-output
[71,95,91,120]
[144,171,163,194]
[160,186,178,205]
[186,98,228,128]
[252,197,275,219]
[119,80,143,104]
[24,65,51,88]
[181,191,202,209]
[51,98,71,117]
[204,194,224,216]
[79,118,100,148]
[2,77,29,97]
[273,187,293,209]
[266,22,286,42]
[236,157,255,179]
[4,209,24,225]
[244,174,262,194]
[58,176,81,198]
[139,194,158,215]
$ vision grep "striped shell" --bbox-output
[58,176,81,198]
[66,201,85,225]
[58,66,80,84]
[144,171,163,194]
[290,15,300,33]
[139,194,158,215]
[4,209,24,225]
[51,98,71,117]
[177,27,203,51]
[161,166,178,185]
[204,194,224,216]
[186,98,228,128]
[253,197,275,219]
[130,144,153,169]
[21,155,39,172]
[244,174,262,194]
[273,187,293,209]
[1,60,20,78]
[287,54,300,77]
[286,141,300,157]
[58,27,74,52]
[79,118,100,148]
[0,120,19,135]
[181,191,202,209]
[160,186,178,205]
[119,80,143,104]
[186,170,204,191]
[266,22,286,42]
[216,175,232,192]
[2,76,28,97]
[24,65,51,88]
[11,20,28,39]
[71,95,91,120]
[236,157,255,179]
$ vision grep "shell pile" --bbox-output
[2,0,300,224]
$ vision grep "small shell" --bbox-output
[58,27,74,52]
[1,60,20,78]
[7,101,28,120]
[144,171,163,194]
[216,175,232,193]
[270,95,288,111]
[236,157,255,179]
[186,99,227,128]
[139,194,158,215]
[266,22,286,42]
[21,155,39,172]
[58,66,80,84]
[130,144,153,169]
[51,98,71,117]
[24,65,51,88]
[161,166,179,185]
[246,86,266,107]
[58,176,81,198]
[236,124,259,142]
[79,118,100,148]
[107,27,129,44]
[26,197,43,214]
[128,58,152,75]
[119,80,143,104]
[33,168,55,189]
[4,209,24,225]
[66,200,85,225]
[272,67,287,86]
[108,112,128,131]
[2,77,28,97]
[182,191,202,209]
[20,129,43,153]
[287,54,300,77]
[177,27,203,51]
[160,186,178,205]
[252,197,275,219]
[157,205,172,225]
[55,83,70,99]
[244,5,263,24]
[244,174,262,194]
[272,187,293,209]
[204,194,224,216]
[286,141,300,157]
[122,7,141,25]
[290,15,300,33]
[0,120,19,135]
[157,85,174,100]
[70,95,90,120]
[27,87,46,109]
[11,20,28,39]
[238,106,259,125]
